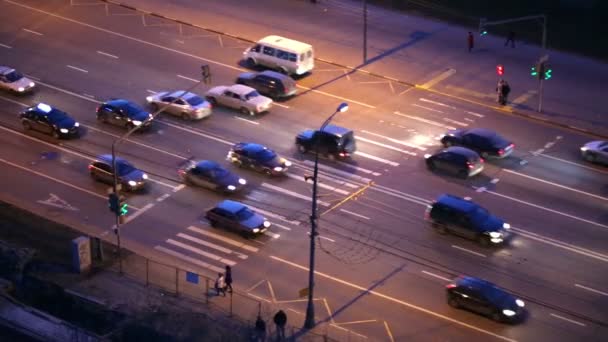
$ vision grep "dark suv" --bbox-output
[425,194,510,246]
[96,99,153,130]
[295,124,356,160]
[236,70,297,99]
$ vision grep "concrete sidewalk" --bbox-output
[106,0,608,137]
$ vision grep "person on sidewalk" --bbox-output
[273,310,287,340]
[215,272,226,296]
[225,265,233,293]
[467,32,474,52]
[496,79,510,105]
[254,315,266,342]
[505,31,516,48]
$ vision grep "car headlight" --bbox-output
[238,178,247,185]
[74,122,80,127]
[146,96,153,102]
[489,232,502,238]
[29,82,35,87]
[263,221,271,228]
[128,180,137,186]
[502,309,516,317]
[252,228,260,233]
[580,146,588,152]
[18,87,25,92]
[131,120,142,126]
[503,223,510,229]
[284,160,292,167]
[424,153,432,159]
[439,134,446,139]
[59,128,68,133]
[274,166,283,172]
[142,173,148,180]
[227,185,236,191]
[515,299,525,308]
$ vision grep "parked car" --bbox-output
[236,70,297,99]
[146,90,212,120]
[96,99,153,130]
[440,128,514,159]
[446,276,525,323]
[0,66,35,94]
[178,160,246,193]
[295,124,356,160]
[206,200,270,237]
[88,154,148,191]
[227,142,291,176]
[20,103,79,139]
[205,84,272,116]
[425,194,510,246]
[424,147,484,178]
[580,140,608,165]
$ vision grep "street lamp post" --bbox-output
[303,102,349,329]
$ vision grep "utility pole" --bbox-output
[363,0,368,63]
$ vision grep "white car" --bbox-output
[0,66,35,94]
[581,140,608,165]
[146,90,212,120]
[205,84,272,116]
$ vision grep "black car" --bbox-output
[206,200,270,237]
[20,103,79,139]
[425,147,484,178]
[236,70,297,99]
[227,142,291,175]
[440,128,514,158]
[425,194,510,246]
[295,124,356,160]
[178,160,247,193]
[446,276,525,323]
[96,99,153,130]
[88,154,148,191]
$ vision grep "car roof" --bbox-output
[216,200,247,214]
[466,128,497,138]
[258,35,312,51]
[240,143,266,152]
[445,146,479,158]
[259,70,291,80]
[168,91,198,99]
[321,124,352,137]
[96,154,128,165]
[435,194,478,213]
[195,160,221,170]
[228,84,257,95]
[0,66,14,75]
[455,276,496,290]
[105,99,131,107]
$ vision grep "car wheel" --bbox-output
[437,225,448,235]
[491,311,502,322]
[478,235,491,247]
[427,160,437,171]
[458,169,468,179]
[97,114,108,123]
[207,97,217,105]
[444,140,453,147]
[240,107,253,116]
[126,122,135,131]
[448,297,460,308]
[52,130,60,139]
[22,121,32,131]
[90,171,99,181]
[481,152,489,158]
[208,219,218,227]
[150,103,159,112]
[263,168,272,175]
[278,67,288,75]
[181,112,191,121]
[584,152,596,162]
[297,144,307,153]
[247,57,256,67]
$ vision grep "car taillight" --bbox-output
[480,158,485,163]
[88,165,93,170]
[446,284,457,289]
[498,149,504,156]
[467,162,474,169]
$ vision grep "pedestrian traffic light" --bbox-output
[496,65,504,76]
[530,66,538,77]
[118,196,128,216]
[543,66,552,80]
[108,193,119,215]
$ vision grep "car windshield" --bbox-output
[254,148,277,162]
[116,161,136,176]
[489,133,509,147]
[236,207,255,221]
[480,284,508,303]
[469,206,490,225]
[210,166,229,179]
[5,70,23,82]
[47,109,70,123]
[244,91,261,101]
[122,102,145,117]
[186,95,205,106]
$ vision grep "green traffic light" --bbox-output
[530,67,538,76]
[481,30,487,36]
[544,69,552,80]
[120,203,128,216]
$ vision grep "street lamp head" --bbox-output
[337,102,349,113]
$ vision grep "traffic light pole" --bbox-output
[362,0,368,63]
[110,66,210,274]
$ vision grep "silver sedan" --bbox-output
[146,90,212,120]
[581,140,608,165]
[205,84,272,116]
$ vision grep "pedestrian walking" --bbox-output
[215,272,226,296]
[254,315,266,342]
[467,32,474,52]
[273,310,287,340]
[505,31,515,48]
[225,265,233,293]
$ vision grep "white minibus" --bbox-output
[243,35,314,76]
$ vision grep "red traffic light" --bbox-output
[496,65,504,76]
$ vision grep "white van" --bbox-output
[243,35,314,76]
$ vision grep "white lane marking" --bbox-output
[354,151,401,166]
[160,120,233,146]
[336,160,382,176]
[38,193,78,211]
[66,65,88,73]
[419,98,456,109]
[512,227,608,263]
[574,283,608,297]
[147,177,178,189]
[22,28,43,35]
[502,169,607,201]
[371,184,431,206]
[418,68,456,89]
[356,136,416,157]
[464,117,474,122]
[443,118,468,127]
[146,89,156,94]
[173,184,186,192]
[482,189,608,230]
[177,74,199,82]
[296,84,375,109]
[187,226,259,252]
[394,111,456,130]
[273,102,289,109]
[166,238,237,266]
[273,223,292,231]
[155,245,224,274]
[412,103,444,113]
[291,163,358,189]
[339,209,370,220]
[36,79,100,103]
[549,314,586,327]
[308,232,335,242]
[123,202,153,223]
[421,270,452,282]
[475,186,486,193]
[466,111,484,118]
[491,178,500,184]
[286,173,350,195]
[537,153,608,175]
[82,93,95,98]
[264,231,280,239]
[234,116,259,125]
[261,182,330,206]
[96,50,118,59]
[361,130,427,150]
[177,233,248,260]
[451,245,486,258]
[244,204,301,226]
[0,43,12,49]
[156,193,170,202]
[270,256,517,342]
[301,160,372,183]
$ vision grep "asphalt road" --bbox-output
[0,1,606,341]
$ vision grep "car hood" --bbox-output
[247,95,273,107]
[240,213,265,229]
[56,116,77,129]
[495,293,519,311]
[215,171,242,187]
[478,215,505,232]
[121,169,146,183]
[237,72,255,80]
[584,140,606,150]
[129,110,151,121]
[207,86,228,96]
[9,77,34,89]
[447,129,467,138]
[297,129,315,141]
